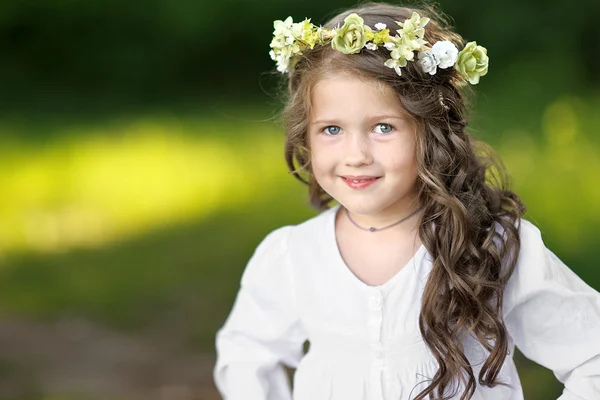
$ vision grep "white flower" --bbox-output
[418,50,438,75]
[290,22,304,39]
[273,17,294,37]
[365,42,378,50]
[275,54,290,73]
[383,42,395,50]
[270,18,296,50]
[431,40,458,69]
[374,23,387,30]
[384,58,406,76]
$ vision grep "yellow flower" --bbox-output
[454,41,489,84]
[331,13,368,54]
[372,29,391,47]
[297,19,320,49]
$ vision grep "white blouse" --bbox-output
[213,205,600,400]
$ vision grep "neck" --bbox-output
[343,200,423,232]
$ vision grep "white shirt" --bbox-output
[213,205,600,400]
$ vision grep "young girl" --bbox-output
[213,3,600,400]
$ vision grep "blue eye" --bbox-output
[374,123,393,134]
[323,126,342,135]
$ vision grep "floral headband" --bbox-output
[269,12,489,85]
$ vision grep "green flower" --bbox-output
[392,12,429,57]
[384,57,407,76]
[331,13,368,54]
[269,16,320,73]
[397,12,430,41]
[454,41,489,84]
[399,34,427,53]
[390,43,414,62]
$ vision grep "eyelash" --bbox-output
[321,123,395,136]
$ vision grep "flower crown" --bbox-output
[269,12,489,85]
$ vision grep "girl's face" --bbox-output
[309,72,420,218]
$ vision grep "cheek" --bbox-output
[310,141,333,170]
[310,154,328,179]
[384,144,417,171]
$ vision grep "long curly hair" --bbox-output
[279,2,527,399]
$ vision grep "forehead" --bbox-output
[310,72,407,119]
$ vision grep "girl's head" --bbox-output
[279,3,480,212]
[272,3,526,400]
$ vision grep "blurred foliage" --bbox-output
[0,0,599,110]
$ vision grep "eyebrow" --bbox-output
[311,115,408,125]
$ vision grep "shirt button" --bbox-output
[369,295,383,310]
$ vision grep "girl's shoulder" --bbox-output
[513,218,550,265]
[491,216,544,248]
[489,216,553,280]
[517,218,543,237]
[293,205,338,235]
[255,205,338,253]
[500,216,584,297]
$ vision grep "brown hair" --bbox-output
[279,2,526,399]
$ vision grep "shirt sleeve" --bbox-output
[213,225,308,400]
[503,220,600,400]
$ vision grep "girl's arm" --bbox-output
[503,220,600,400]
[213,226,307,400]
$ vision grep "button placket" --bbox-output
[367,291,383,342]
[369,369,384,400]
[367,291,386,360]
[382,369,392,399]
[365,288,386,399]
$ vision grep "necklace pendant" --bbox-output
[369,227,377,232]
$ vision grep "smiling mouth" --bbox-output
[340,176,381,189]
[341,176,381,181]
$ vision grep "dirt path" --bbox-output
[0,316,220,400]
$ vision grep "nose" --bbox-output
[343,132,373,167]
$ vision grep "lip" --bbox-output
[340,176,381,189]
[341,175,381,180]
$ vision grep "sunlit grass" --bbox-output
[0,117,292,256]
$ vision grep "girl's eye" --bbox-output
[323,126,342,136]
[374,123,394,134]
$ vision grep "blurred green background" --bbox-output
[0,0,598,399]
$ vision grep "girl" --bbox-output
[213,3,600,400]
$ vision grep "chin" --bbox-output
[337,198,388,216]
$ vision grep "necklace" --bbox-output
[345,206,422,232]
